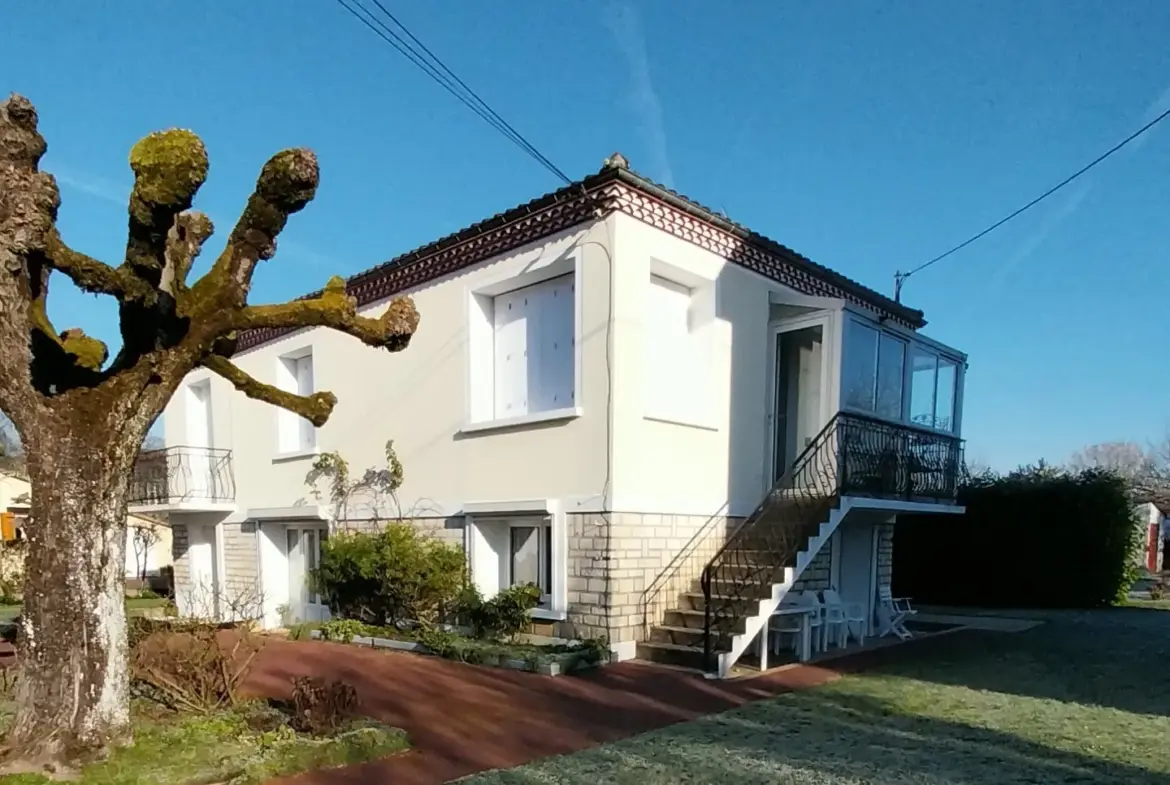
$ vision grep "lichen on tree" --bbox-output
[0,93,419,774]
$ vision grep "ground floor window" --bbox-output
[468,514,555,610]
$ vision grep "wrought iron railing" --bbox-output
[699,412,962,671]
[128,446,236,505]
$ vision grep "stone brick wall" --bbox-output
[220,521,261,619]
[171,524,190,594]
[790,545,831,593]
[337,515,465,548]
[876,523,894,588]
[562,512,742,645]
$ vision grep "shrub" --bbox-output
[458,583,542,641]
[893,466,1142,608]
[129,618,264,713]
[318,618,367,643]
[313,523,466,626]
[289,676,358,736]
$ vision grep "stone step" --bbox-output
[662,607,742,633]
[680,591,761,617]
[649,624,732,649]
[635,640,710,671]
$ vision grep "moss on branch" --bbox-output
[237,276,419,352]
[43,230,149,299]
[125,129,209,275]
[202,355,337,427]
[162,211,214,292]
[59,328,108,371]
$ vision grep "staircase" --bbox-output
[638,411,963,676]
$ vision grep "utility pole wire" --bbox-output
[894,104,1170,302]
[333,0,573,185]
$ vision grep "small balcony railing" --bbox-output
[128,446,236,507]
[835,412,963,501]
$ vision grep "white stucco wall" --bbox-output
[606,213,846,518]
[162,220,617,515]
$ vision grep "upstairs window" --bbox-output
[909,349,958,432]
[276,350,316,453]
[491,274,575,419]
[843,319,905,420]
[644,274,712,424]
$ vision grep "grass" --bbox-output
[0,702,408,784]
[464,606,1170,785]
[0,597,172,624]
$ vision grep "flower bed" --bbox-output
[298,621,608,676]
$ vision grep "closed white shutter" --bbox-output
[493,288,529,418]
[533,276,574,412]
[296,355,316,449]
[646,276,693,418]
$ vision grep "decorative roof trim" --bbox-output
[236,167,923,353]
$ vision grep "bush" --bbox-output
[313,523,466,626]
[458,583,542,641]
[893,466,1142,608]
[289,676,358,735]
[129,617,265,713]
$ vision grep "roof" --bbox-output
[237,157,926,352]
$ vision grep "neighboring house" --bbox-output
[131,155,966,675]
[1134,499,1167,574]
[0,469,171,579]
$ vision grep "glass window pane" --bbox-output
[510,526,539,587]
[875,334,905,420]
[542,525,552,596]
[843,320,878,411]
[909,349,938,428]
[935,359,957,432]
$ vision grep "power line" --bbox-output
[333,0,573,185]
[895,104,1170,302]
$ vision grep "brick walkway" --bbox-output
[250,636,950,785]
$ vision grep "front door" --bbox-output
[286,526,329,623]
[768,320,827,483]
[182,523,219,619]
[836,522,877,635]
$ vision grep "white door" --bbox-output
[185,381,213,499]
[287,526,329,623]
[767,318,829,485]
[181,524,219,619]
[836,523,877,635]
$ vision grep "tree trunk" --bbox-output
[2,441,133,773]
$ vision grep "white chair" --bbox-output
[821,589,867,648]
[876,585,917,640]
[787,590,826,653]
[813,590,848,649]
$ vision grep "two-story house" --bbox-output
[129,154,966,676]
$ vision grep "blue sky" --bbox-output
[3,1,1169,469]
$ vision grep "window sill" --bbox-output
[459,407,582,435]
[530,607,567,622]
[272,448,320,464]
[643,413,719,432]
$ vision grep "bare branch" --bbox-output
[196,149,319,305]
[201,354,336,426]
[43,230,148,299]
[236,276,419,352]
[160,211,213,295]
[123,129,208,280]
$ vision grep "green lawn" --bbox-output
[0,703,408,784]
[0,597,171,624]
[465,607,1170,785]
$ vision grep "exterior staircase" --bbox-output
[637,411,964,677]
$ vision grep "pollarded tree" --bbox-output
[0,94,419,770]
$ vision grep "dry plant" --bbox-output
[129,585,266,713]
[288,676,358,736]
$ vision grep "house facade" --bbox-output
[130,156,966,674]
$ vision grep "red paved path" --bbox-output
[250,635,952,784]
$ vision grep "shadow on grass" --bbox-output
[467,689,1170,785]
[866,615,1170,718]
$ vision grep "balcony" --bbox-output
[835,412,963,502]
[128,446,236,512]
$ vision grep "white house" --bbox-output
[130,155,966,675]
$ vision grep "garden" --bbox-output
[293,522,608,675]
[0,613,407,784]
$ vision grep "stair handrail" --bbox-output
[640,503,731,638]
[700,413,844,671]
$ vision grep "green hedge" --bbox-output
[892,466,1142,608]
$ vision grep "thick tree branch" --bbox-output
[42,231,149,299]
[123,130,208,281]
[201,354,337,427]
[160,211,213,296]
[235,276,419,351]
[194,149,319,306]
